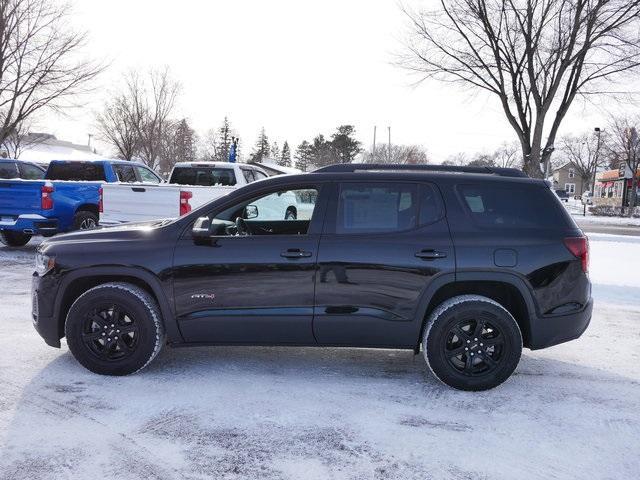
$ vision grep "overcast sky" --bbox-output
[44,0,618,162]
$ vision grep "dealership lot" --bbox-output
[1,234,639,480]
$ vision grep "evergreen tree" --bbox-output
[331,125,361,164]
[216,116,233,162]
[250,127,270,163]
[309,134,335,168]
[270,141,280,162]
[294,140,314,172]
[279,140,291,167]
[162,118,195,173]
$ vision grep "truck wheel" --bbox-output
[73,210,98,230]
[422,295,522,391]
[65,283,165,376]
[285,208,297,220]
[0,231,32,247]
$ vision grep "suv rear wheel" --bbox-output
[0,231,32,247]
[65,283,165,375]
[423,295,522,391]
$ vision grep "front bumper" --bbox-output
[528,298,593,350]
[31,272,61,348]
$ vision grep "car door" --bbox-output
[172,182,329,344]
[313,181,455,348]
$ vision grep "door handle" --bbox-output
[131,187,146,192]
[280,249,312,259]
[415,249,447,260]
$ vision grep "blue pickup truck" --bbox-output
[0,159,162,247]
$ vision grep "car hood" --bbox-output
[40,219,174,248]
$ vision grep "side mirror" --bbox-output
[192,216,211,238]
[245,205,259,219]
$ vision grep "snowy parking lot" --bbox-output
[1,233,639,480]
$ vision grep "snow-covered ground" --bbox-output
[1,236,639,480]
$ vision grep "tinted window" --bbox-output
[113,164,137,183]
[136,166,161,183]
[337,183,417,234]
[18,162,45,180]
[419,184,443,225]
[458,184,570,229]
[0,162,19,179]
[45,162,106,181]
[170,167,237,186]
[253,170,268,180]
[241,168,255,183]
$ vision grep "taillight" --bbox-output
[41,184,54,210]
[98,187,103,213]
[180,190,192,216]
[564,236,589,273]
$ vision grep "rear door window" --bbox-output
[135,166,161,183]
[0,162,19,179]
[113,164,137,183]
[170,167,237,186]
[18,163,45,180]
[458,184,571,229]
[336,183,418,234]
[45,162,106,181]
[253,170,268,181]
[241,168,255,183]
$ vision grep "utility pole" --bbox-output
[589,127,602,216]
[87,133,93,149]
[388,126,391,163]
[372,126,377,163]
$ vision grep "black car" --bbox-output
[32,164,592,390]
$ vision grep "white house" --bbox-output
[2,132,101,164]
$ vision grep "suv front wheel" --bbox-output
[423,295,522,391]
[65,282,165,375]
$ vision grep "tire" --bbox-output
[65,282,165,376]
[422,295,522,391]
[73,210,98,230]
[0,231,32,247]
[285,208,297,220]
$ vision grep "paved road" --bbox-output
[573,219,640,236]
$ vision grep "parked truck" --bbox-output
[0,159,162,247]
[99,162,312,225]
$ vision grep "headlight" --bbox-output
[35,253,55,275]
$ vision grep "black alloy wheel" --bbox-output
[442,314,504,377]
[82,303,139,362]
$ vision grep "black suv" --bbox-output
[32,164,592,390]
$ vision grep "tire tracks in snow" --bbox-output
[0,377,182,480]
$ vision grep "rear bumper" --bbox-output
[0,214,59,236]
[528,298,593,350]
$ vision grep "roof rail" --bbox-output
[314,163,528,178]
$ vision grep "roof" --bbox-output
[173,161,264,169]
[13,133,101,163]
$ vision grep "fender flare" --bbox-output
[412,271,537,342]
[53,266,183,343]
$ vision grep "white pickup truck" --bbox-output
[99,162,309,226]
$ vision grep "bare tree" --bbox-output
[95,68,180,168]
[606,115,640,215]
[0,0,102,145]
[2,120,42,158]
[560,131,607,194]
[130,69,181,169]
[95,94,140,160]
[493,142,522,168]
[364,144,430,164]
[402,0,640,178]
